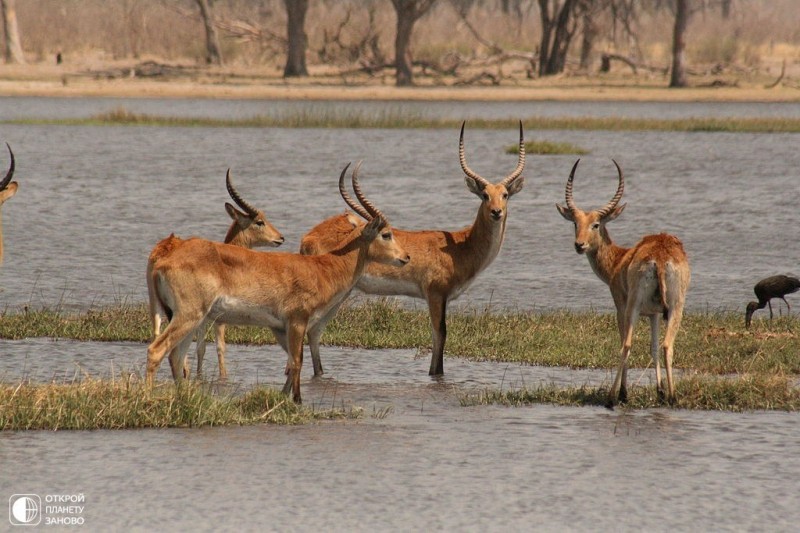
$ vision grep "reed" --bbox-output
[6,108,800,133]
[0,377,360,430]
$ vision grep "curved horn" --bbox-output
[0,143,15,191]
[226,169,259,217]
[564,159,580,212]
[351,161,386,221]
[500,120,525,187]
[459,121,490,188]
[338,162,371,220]
[596,159,625,218]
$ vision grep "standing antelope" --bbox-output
[556,159,690,407]
[0,144,18,265]
[146,163,410,403]
[300,122,525,377]
[146,169,285,378]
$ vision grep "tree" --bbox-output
[390,0,437,86]
[283,0,309,77]
[0,0,25,64]
[195,0,223,65]
[669,0,690,87]
[537,0,581,76]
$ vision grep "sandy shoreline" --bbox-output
[0,61,798,103]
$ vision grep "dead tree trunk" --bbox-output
[283,0,309,77]
[195,0,223,65]
[669,0,690,87]
[537,0,579,76]
[1,0,25,64]
[391,0,436,87]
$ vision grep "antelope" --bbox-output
[556,159,690,407]
[300,122,525,377]
[146,169,285,379]
[146,163,410,403]
[0,144,18,265]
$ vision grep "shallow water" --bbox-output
[1,98,800,531]
[1,339,799,531]
[1,104,799,313]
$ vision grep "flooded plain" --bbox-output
[1,97,799,531]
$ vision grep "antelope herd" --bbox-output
[2,123,699,407]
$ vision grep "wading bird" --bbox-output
[556,159,690,407]
[745,274,800,328]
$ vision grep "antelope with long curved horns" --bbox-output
[146,163,409,403]
[146,169,285,379]
[556,159,690,407]
[0,144,18,265]
[299,121,526,377]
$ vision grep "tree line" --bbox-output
[0,0,744,88]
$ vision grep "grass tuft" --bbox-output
[506,140,589,155]
[463,373,800,412]
[0,377,360,430]
[5,108,800,133]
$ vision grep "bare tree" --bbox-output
[669,0,690,87]
[537,0,581,76]
[0,0,25,64]
[195,0,223,65]
[283,0,309,77]
[391,0,437,86]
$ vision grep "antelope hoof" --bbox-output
[618,386,628,404]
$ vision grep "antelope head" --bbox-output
[339,161,410,268]
[460,121,525,222]
[224,169,285,248]
[0,143,17,206]
[556,159,626,255]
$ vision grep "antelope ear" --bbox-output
[601,203,626,222]
[361,216,386,240]
[555,203,574,221]
[464,175,485,197]
[225,202,247,222]
[0,181,17,203]
[506,176,524,197]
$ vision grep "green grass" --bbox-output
[3,300,799,412]
[0,377,361,430]
[2,300,798,375]
[463,374,800,412]
[5,107,800,133]
[506,140,589,155]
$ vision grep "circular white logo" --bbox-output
[10,495,40,525]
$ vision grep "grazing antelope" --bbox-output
[146,170,285,379]
[300,122,525,377]
[556,159,690,407]
[146,163,410,403]
[0,144,18,265]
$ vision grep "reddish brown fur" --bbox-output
[557,162,690,407]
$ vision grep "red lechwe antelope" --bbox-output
[146,163,410,403]
[146,169,285,379]
[0,144,18,265]
[556,159,690,407]
[300,122,525,377]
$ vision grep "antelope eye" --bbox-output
[502,192,508,199]
[482,192,489,201]
[591,222,600,230]
[381,231,392,240]
[256,220,265,226]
